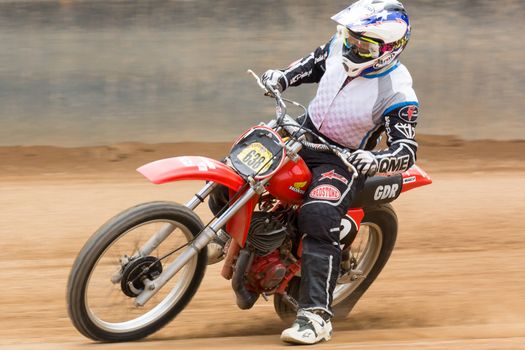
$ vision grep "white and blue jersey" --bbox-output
[278,35,419,174]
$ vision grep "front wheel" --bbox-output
[67,201,208,342]
[274,204,397,322]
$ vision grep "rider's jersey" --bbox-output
[279,36,419,175]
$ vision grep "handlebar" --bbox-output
[247,69,358,179]
[246,69,288,118]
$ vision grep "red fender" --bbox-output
[401,165,433,193]
[137,156,255,246]
[137,156,245,190]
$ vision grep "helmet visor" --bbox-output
[343,33,381,60]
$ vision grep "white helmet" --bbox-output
[332,0,411,77]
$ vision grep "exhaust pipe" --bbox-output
[231,248,259,310]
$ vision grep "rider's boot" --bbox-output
[280,309,332,345]
[206,229,230,265]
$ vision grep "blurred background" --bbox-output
[1,0,524,146]
[2,2,525,349]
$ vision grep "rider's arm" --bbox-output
[373,104,419,175]
[279,38,333,90]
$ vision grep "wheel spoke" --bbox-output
[67,202,208,341]
[332,223,383,304]
[84,219,198,331]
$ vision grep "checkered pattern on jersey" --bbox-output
[308,56,379,149]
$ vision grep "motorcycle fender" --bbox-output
[401,165,432,193]
[137,156,245,190]
[137,156,254,246]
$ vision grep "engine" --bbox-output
[246,250,287,292]
[245,212,287,256]
[245,212,288,292]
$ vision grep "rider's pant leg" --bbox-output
[297,163,363,315]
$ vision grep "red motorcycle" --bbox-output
[67,71,432,342]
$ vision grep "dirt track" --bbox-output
[1,138,524,349]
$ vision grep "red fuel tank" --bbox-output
[265,157,312,205]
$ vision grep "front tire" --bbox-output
[67,201,207,342]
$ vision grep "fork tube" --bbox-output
[133,182,218,259]
[135,186,257,307]
[185,181,218,210]
[137,223,177,257]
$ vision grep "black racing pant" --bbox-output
[208,133,365,316]
[297,146,365,316]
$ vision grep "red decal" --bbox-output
[320,170,348,185]
[309,184,341,200]
[407,106,416,121]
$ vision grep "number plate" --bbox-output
[236,142,273,174]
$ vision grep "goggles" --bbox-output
[343,32,382,59]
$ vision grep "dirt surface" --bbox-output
[1,136,524,349]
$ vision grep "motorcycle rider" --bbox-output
[260,0,419,345]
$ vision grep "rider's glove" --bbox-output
[347,150,378,176]
[261,69,287,93]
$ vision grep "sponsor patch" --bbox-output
[309,184,341,200]
[398,105,419,123]
[320,170,349,185]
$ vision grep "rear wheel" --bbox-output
[67,201,207,342]
[274,204,397,322]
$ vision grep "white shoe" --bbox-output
[280,309,332,345]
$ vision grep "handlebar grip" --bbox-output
[280,114,303,136]
[300,140,331,152]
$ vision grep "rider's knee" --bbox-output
[298,203,342,242]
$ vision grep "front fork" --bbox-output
[139,180,218,259]
[110,182,218,284]
[134,183,258,306]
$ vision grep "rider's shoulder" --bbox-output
[376,62,416,93]
[389,63,413,82]
[374,63,418,118]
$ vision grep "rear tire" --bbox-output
[332,204,397,318]
[67,201,207,342]
[274,204,397,322]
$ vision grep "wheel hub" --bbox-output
[120,256,163,297]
